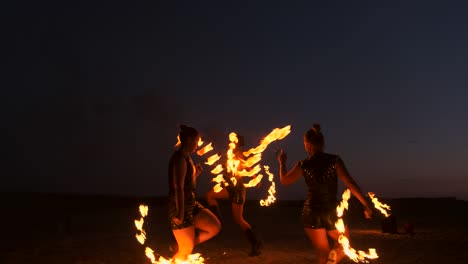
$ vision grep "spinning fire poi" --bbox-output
[133,123,391,263]
[204,125,291,256]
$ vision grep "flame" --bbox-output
[335,189,379,262]
[174,135,181,147]
[210,165,224,174]
[213,183,224,193]
[197,142,213,156]
[174,135,209,155]
[134,204,205,263]
[204,125,291,205]
[260,166,276,206]
[242,125,291,156]
[244,153,262,167]
[237,164,262,177]
[243,174,263,187]
[211,174,224,183]
[368,192,391,217]
[205,154,221,166]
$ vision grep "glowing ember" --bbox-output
[259,166,276,206]
[335,189,379,262]
[134,204,205,263]
[368,192,391,217]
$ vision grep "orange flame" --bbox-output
[196,142,213,156]
[368,192,391,217]
[260,166,276,206]
[242,125,291,156]
[134,204,205,263]
[205,154,221,166]
[204,125,291,205]
[174,135,205,147]
[174,135,181,147]
[213,183,224,193]
[335,189,379,262]
[210,164,224,174]
[243,174,263,187]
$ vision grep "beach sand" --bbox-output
[1,193,467,264]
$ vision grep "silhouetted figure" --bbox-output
[277,124,373,264]
[168,125,221,261]
[205,135,262,256]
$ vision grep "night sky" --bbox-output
[3,1,468,201]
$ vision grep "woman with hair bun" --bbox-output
[168,124,221,261]
[277,123,372,264]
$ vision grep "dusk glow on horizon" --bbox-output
[3,1,468,201]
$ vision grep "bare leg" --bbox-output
[327,227,349,263]
[172,226,196,261]
[205,188,229,206]
[193,208,221,245]
[232,203,262,256]
[205,188,229,223]
[304,228,330,264]
[231,203,251,231]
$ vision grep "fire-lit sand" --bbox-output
[1,193,467,264]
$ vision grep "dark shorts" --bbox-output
[169,201,205,230]
[226,182,246,205]
[302,205,338,230]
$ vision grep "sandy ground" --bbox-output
[1,193,467,264]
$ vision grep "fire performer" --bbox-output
[205,135,263,257]
[277,124,373,264]
[168,124,221,261]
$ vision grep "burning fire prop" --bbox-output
[134,204,206,264]
[133,137,215,263]
[368,192,391,217]
[334,190,392,262]
[335,189,378,262]
[205,125,291,206]
[136,127,391,263]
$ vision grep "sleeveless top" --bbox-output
[168,150,196,209]
[299,152,341,209]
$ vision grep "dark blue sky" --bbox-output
[3,1,468,200]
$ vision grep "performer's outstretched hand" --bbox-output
[277,149,287,164]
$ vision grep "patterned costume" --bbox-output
[168,150,205,229]
[299,152,341,230]
[223,175,246,205]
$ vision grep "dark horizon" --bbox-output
[3,1,468,201]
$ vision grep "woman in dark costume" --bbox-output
[205,135,262,256]
[168,125,221,261]
[277,124,372,264]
